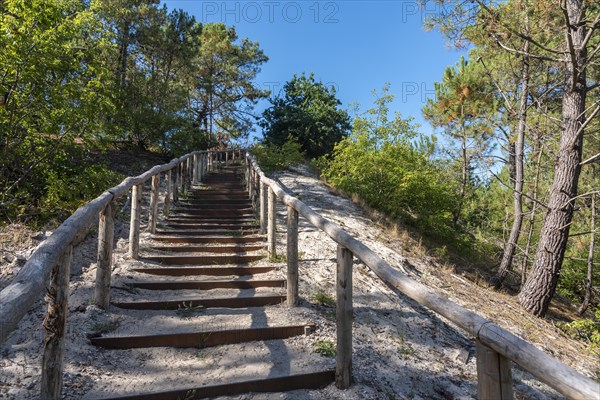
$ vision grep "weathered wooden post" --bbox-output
[197,154,203,182]
[173,164,180,203]
[95,202,115,309]
[184,158,190,192]
[336,244,353,389]
[287,205,299,306]
[40,246,73,400]
[164,169,172,216]
[248,163,253,197]
[179,161,183,194]
[251,171,259,216]
[268,186,276,256]
[148,174,160,233]
[476,341,513,400]
[225,150,229,166]
[128,184,142,259]
[260,181,268,234]
[193,154,199,184]
[188,156,193,187]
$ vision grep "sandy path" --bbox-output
[1,166,596,399]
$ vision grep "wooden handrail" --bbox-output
[0,151,209,344]
[245,152,599,399]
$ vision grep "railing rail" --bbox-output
[0,148,240,399]
[245,152,599,399]
[0,148,597,399]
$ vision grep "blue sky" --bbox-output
[162,0,467,140]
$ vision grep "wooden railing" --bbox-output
[0,149,240,399]
[1,149,598,399]
[244,152,600,399]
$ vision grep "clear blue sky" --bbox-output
[162,0,467,140]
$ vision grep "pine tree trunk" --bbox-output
[578,192,596,315]
[521,144,543,287]
[518,0,588,317]
[492,43,530,289]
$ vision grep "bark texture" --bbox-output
[518,0,588,316]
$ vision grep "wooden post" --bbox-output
[188,157,193,187]
[184,158,190,192]
[128,184,142,259]
[179,162,185,193]
[173,164,179,203]
[268,187,276,256]
[252,173,259,217]
[248,163,253,197]
[193,154,199,184]
[198,154,204,182]
[40,246,72,400]
[95,202,115,309]
[148,174,160,233]
[225,150,229,166]
[260,181,268,234]
[476,340,513,400]
[164,169,171,216]
[336,244,353,389]
[287,206,299,306]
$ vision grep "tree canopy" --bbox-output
[260,73,351,158]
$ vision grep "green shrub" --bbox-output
[251,136,305,173]
[314,339,336,357]
[321,89,457,239]
[557,309,600,355]
[42,163,124,222]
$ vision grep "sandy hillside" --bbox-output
[0,166,598,400]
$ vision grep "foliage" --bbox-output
[314,339,336,357]
[192,23,269,143]
[260,73,351,158]
[314,291,335,307]
[251,137,305,173]
[322,86,457,238]
[43,161,124,223]
[0,2,268,225]
[557,309,600,355]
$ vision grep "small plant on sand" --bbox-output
[176,302,206,317]
[88,317,123,338]
[314,339,336,357]
[269,252,287,263]
[398,344,415,357]
[314,291,335,307]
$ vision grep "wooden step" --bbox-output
[133,266,276,276]
[164,223,258,230]
[94,370,335,400]
[154,229,259,237]
[144,254,265,265]
[166,216,256,223]
[91,324,312,349]
[151,244,264,253]
[170,208,253,216]
[178,199,251,205]
[185,194,249,199]
[151,235,263,244]
[112,295,287,310]
[127,279,286,290]
[174,204,251,211]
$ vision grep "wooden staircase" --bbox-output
[88,164,334,399]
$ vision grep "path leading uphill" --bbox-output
[1,163,596,400]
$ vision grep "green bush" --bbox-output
[42,163,124,223]
[558,309,600,355]
[251,136,305,173]
[321,87,457,238]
